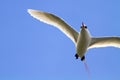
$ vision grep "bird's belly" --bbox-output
[76,35,90,58]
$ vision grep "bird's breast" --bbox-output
[76,31,91,58]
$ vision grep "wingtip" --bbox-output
[27,9,44,14]
[27,9,34,13]
[27,9,40,19]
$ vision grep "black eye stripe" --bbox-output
[85,26,87,28]
[80,26,87,29]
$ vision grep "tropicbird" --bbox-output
[28,9,120,61]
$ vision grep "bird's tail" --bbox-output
[83,60,91,79]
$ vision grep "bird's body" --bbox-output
[76,27,91,59]
[28,9,120,61]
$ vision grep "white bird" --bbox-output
[28,9,120,61]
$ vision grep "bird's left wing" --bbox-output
[27,9,78,44]
[88,37,120,49]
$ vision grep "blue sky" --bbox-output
[1,0,120,80]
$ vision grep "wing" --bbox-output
[89,36,120,49]
[28,9,79,44]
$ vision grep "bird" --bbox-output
[27,9,120,61]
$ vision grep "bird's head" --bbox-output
[80,22,87,29]
[80,22,91,36]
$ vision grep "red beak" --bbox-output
[82,22,85,27]
[81,22,86,28]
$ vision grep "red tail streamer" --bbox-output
[83,61,91,80]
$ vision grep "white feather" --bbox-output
[28,9,120,60]
[28,9,78,44]
[89,37,120,49]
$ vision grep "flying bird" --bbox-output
[28,9,120,61]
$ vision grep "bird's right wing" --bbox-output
[28,9,79,44]
[89,36,120,49]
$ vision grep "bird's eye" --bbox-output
[80,26,87,29]
[85,26,87,28]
